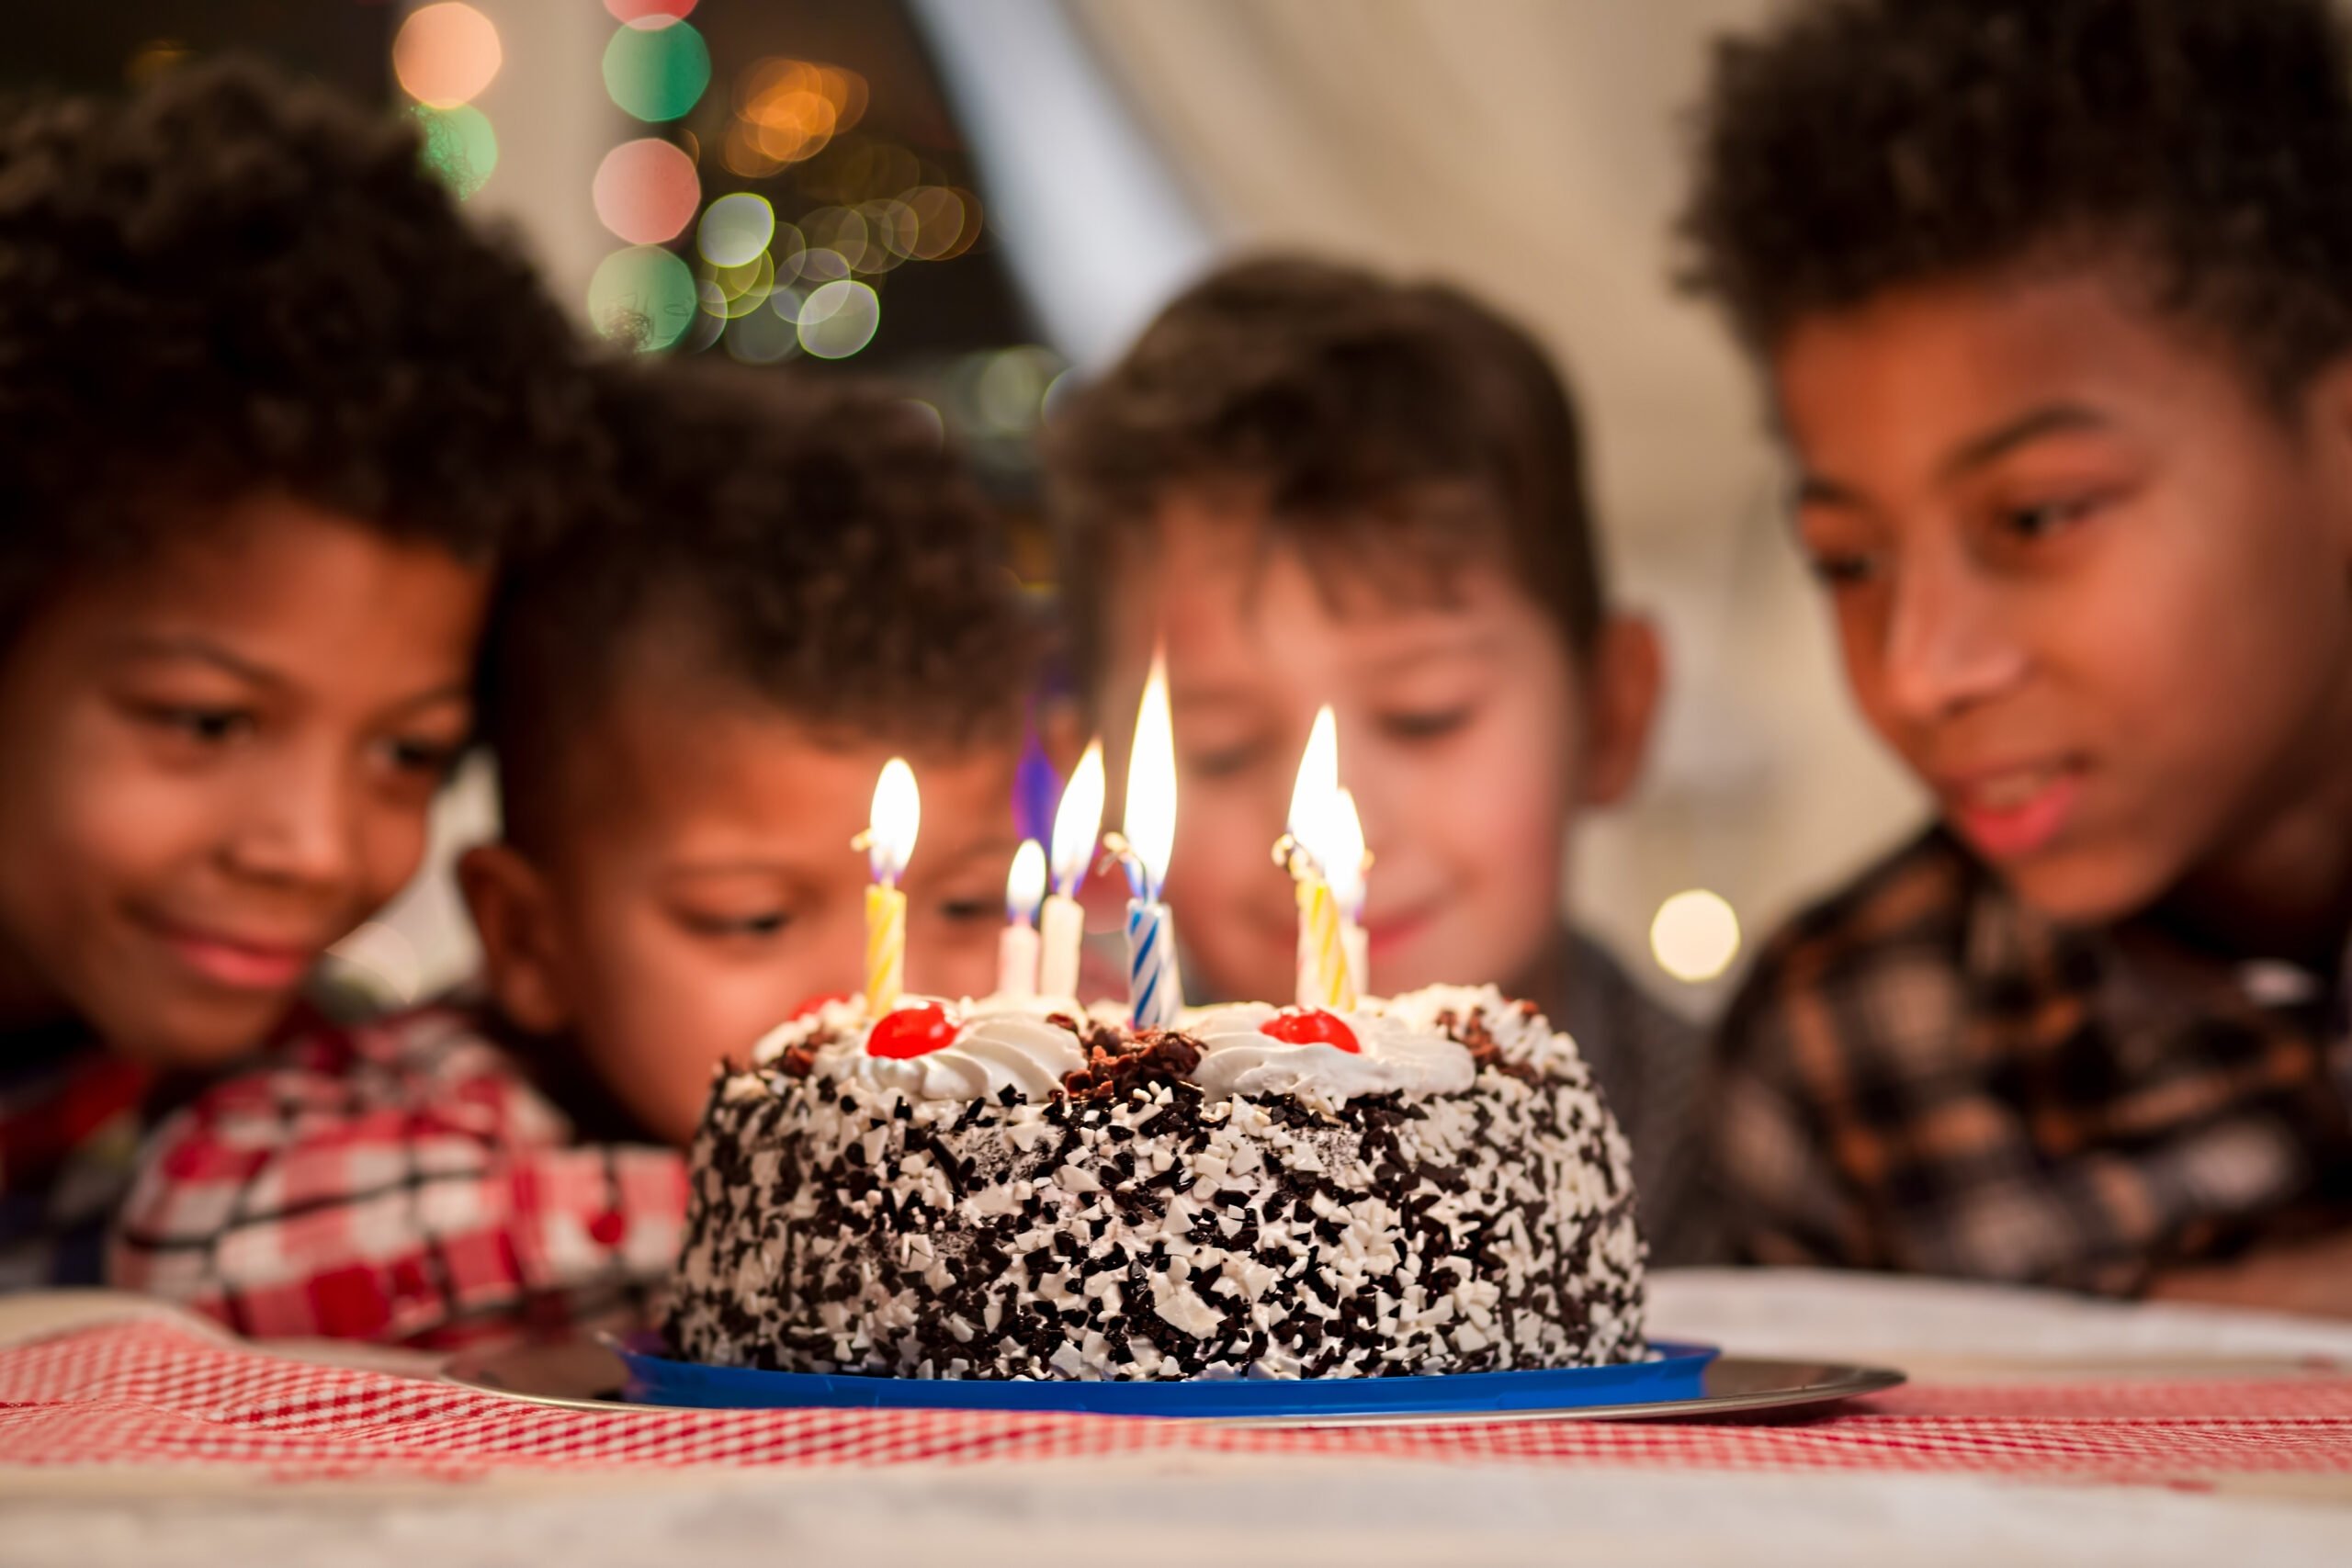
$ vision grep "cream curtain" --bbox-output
[1061,0,1922,1004]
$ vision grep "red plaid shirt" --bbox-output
[1,1026,153,1290]
[108,1000,687,1348]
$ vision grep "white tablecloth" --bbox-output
[7,1270,2352,1568]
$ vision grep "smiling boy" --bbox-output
[110,364,1039,1343]
[0,61,585,1288]
[1683,0,2352,1303]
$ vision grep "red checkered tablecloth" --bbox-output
[3,1317,2349,1488]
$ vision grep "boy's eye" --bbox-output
[1378,706,1473,743]
[938,896,997,924]
[682,910,792,939]
[1189,741,1267,781]
[140,705,257,745]
[1804,550,1882,589]
[379,737,463,778]
[1997,496,2100,542]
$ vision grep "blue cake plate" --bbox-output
[612,1339,1722,1421]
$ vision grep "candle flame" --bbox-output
[1049,738,1105,894]
[1327,786,1367,919]
[1006,839,1047,924]
[867,757,921,885]
[1287,705,1339,852]
[1123,652,1177,899]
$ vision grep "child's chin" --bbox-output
[109,987,297,1070]
[1992,845,2169,929]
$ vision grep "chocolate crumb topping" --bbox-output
[1061,1028,1204,1102]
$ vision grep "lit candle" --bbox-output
[1038,738,1103,1000]
[1329,785,1370,998]
[1114,653,1182,1030]
[1279,705,1356,1011]
[998,839,1046,998]
[861,757,921,1012]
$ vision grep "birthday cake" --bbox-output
[664,986,1645,1381]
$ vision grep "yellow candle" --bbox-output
[862,757,921,1012]
[1295,871,1352,1011]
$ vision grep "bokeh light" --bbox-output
[709,251,775,318]
[588,245,697,352]
[603,17,710,122]
[697,191,775,268]
[797,247,853,286]
[797,278,880,359]
[413,105,498,199]
[974,346,1063,436]
[593,138,699,244]
[1649,889,1742,984]
[394,4,502,108]
[605,0,697,23]
[725,302,800,366]
[900,186,980,261]
[725,57,867,175]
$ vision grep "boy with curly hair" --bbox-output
[111,363,1040,1344]
[0,60,589,1291]
[1682,0,2352,1307]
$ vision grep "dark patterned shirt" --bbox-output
[0,1024,153,1290]
[1712,829,2352,1293]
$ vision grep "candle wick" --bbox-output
[1102,830,1150,902]
[1274,832,1325,882]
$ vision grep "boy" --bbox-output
[1683,0,2352,1305]
[0,61,589,1290]
[1046,256,1715,1264]
[110,364,1040,1343]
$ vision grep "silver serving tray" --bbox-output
[444,1340,1904,1428]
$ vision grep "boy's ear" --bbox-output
[1577,613,1664,809]
[456,843,571,1037]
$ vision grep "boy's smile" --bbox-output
[1778,265,2352,933]
[0,499,487,1066]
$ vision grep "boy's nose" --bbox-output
[1879,545,2029,723]
[223,750,361,893]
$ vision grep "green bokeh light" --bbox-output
[588,245,697,352]
[602,19,709,122]
[413,104,498,199]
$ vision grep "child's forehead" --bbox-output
[562,671,1017,857]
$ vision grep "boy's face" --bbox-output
[1099,497,1654,1005]
[0,499,486,1066]
[1778,266,2352,923]
[466,658,1018,1147]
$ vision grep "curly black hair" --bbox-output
[1677,0,2352,400]
[0,56,592,637]
[1045,254,1607,694]
[484,361,1039,845]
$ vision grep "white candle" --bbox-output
[1120,654,1182,1029]
[998,839,1046,998]
[1039,739,1103,1000]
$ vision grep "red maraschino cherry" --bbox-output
[867,1000,958,1059]
[1260,1009,1360,1053]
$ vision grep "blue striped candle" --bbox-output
[1125,897,1182,1031]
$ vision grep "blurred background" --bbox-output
[10,0,1925,1019]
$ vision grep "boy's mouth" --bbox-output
[147,919,319,991]
[1939,759,2085,861]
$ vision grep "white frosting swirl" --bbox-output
[830,1000,1090,1102]
[1184,1002,1475,1104]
